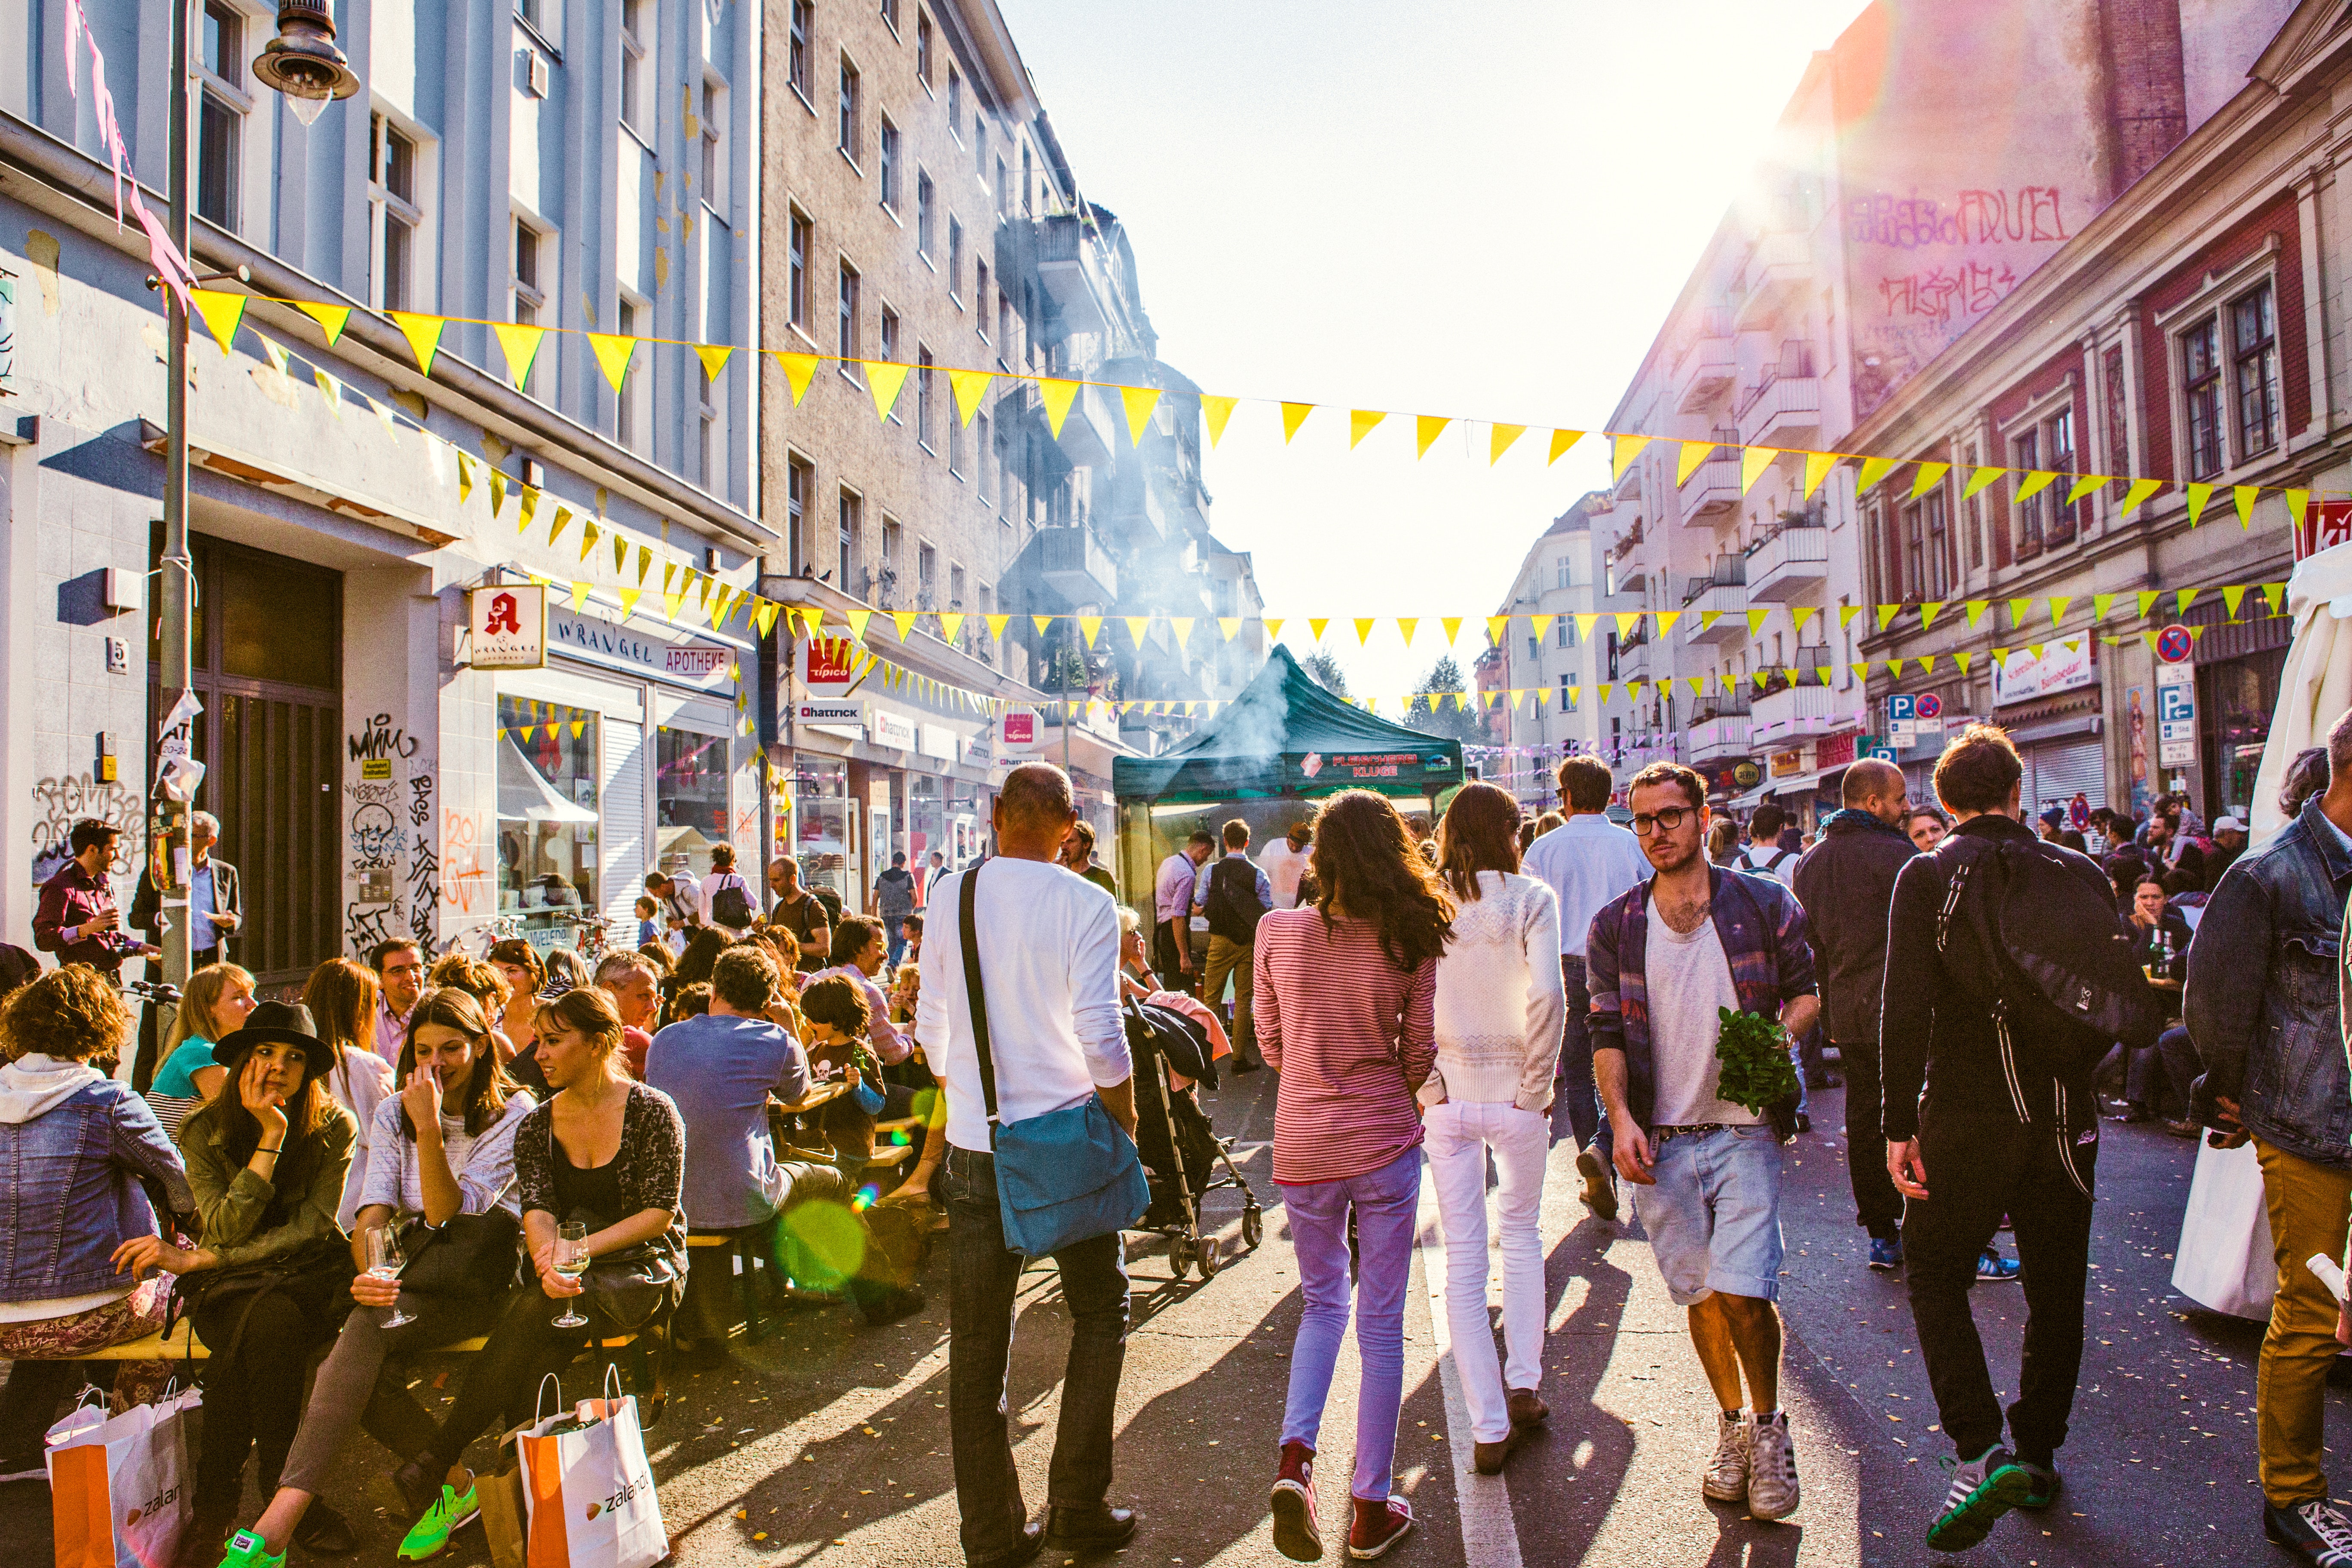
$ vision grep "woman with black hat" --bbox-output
[113,1000,358,1557]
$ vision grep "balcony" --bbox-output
[1736,371,1822,452]
[1035,214,1111,334]
[1749,681,1858,745]
[1617,630,1650,684]
[1735,230,1810,331]
[1613,460,1643,503]
[1671,324,1737,414]
[1687,717,1751,765]
[1745,520,1829,600]
[1682,579,1749,646]
[1027,525,1117,609]
[1678,455,1743,528]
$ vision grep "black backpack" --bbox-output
[707,873,755,930]
[1937,834,2163,1062]
[1202,857,1267,945]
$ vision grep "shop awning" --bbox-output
[1727,768,1829,811]
[499,735,599,824]
[1111,646,1462,804]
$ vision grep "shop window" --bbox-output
[795,756,852,902]
[2203,649,2286,827]
[656,725,730,849]
[497,695,601,934]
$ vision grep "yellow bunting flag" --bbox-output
[1487,615,1511,644]
[1886,658,1905,678]
[487,469,508,520]
[1549,429,1583,463]
[1610,434,1650,479]
[580,519,604,564]
[2119,478,2163,514]
[1349,410,1386,449]
[2263,582,2287,616]
[2221,585,2249,620]
[1656,610,1682,637]
[1030,614,1054,636]
[1851,662,1871,683]
[944,368,991,427]
[1919,602,1945,630]
[618,588,642,619]
[1963,466,2007,499]
[521,491,543,536]
[1575,613,1600,640]
[612,533,628,575]
[1397,618,1418,645]
[891,611,919,640]
[385,312,443,377]
[2176,588,2199,616]
[866,362,911,421]
[2065,474,2107,505]
[569,581,590,611]
[1958,600,1987,628]
[1119,385,1161,445]
[1856,456,1899,493]
[192,289,246,355]
[1263,618,1284,641]
[695,344,732,384]
[1802,450,1838,499]
[2234,486,2259,528]
[2090,593,2115,621]
[1078,616,1103,648]
[1309,618,1331,641]
[1220,618,1243,641]
[1677,440,1715,484]
[1124,616,1152,646]
[1170,617,1194,645]
[1911,462,1951,498]
[1491,424,1525,465]
[2015,471,2058,502]
[2287,490,2312,535]
[1876,604,1900,632]
[1440,617,1462,645]
[1991,647,2010,668]
[1416,416,1450,457]
[1200,395,1238,446]
[636,546,652,584]
[1352,618,1375,644]
[1745,608,1770,636]
[455,451,475,503]
[1790,606,1819,636]
[2008,597,2035,629]
[1700,611,1723,631]
[1037,379,1081,436]
[491,322,546,389]
[295,300,351,346]
[588,333,636,392]
[1954,652,1974,675]
[2136,590,2161,618]
[1280,402,1314,443]
[1741,446,1777,492]
[662,587,686,619]
[1839,605,1865,628]
[940,613,966,642]
[2049,596,2072,628]
[1616,612,1642,638]
[1528,615,1554,643]
[2184,483,2214,526]
[774,351,820,403]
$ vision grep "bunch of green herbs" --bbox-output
[1715,1006,1799,1114]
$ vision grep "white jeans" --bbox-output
[1423,1098,1550,1441]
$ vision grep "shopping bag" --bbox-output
[46,1384,201,1568]
[477,1426,531,1568]
[515,1371,668,1568]
[2173,1137,2276,1321]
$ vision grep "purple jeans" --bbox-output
[1278,1144,1422,1501]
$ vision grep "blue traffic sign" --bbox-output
[1887,694,1916,722]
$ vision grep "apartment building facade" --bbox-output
[1,0,763,981]
[1851,0,2350,830]
[1588,0,2294,830]
[1481,496,1613,809]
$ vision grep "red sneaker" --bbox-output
[1347,1494,1415,1560]
[1271,1442,1322,1562]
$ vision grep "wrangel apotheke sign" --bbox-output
[545,603,734,692]
[469,585,546,670]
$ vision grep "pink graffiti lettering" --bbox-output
[1849,186,2068,249]
[1877,261,2019,327]
[440,808,493,914]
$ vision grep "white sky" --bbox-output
[995,0,1871,705]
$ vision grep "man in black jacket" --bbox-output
[1791,759,1917,1273]
[1880,725,2109,1553]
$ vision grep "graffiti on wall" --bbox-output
[346,714,420,763]
[31,773,146,887]
[441,807,493,916]
[406,774,438,947]
[349,802,406,869]
[345,898,394,952]
[1877,261,2021,328]
[1847,186,2069,251]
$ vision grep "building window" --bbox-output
[879,117,899,210]
[879,0,897,29]
[1902,490,1951,600]
[789,0,812,101]
[838,55,860,162]
[2233,282,2279,459]
[1555,617,1571,648]
[1963,442,1984,569]
[996,290,1013,361]
[788,208,810,330]
[700,80,726,217]
[838,490,861,592]
[947,66,961,137]
[950,563,965,612]
[975,260,990,337]
[2045,406,2075,546]
[2183,319,2223,480]
[511,217,545,336]
[619,0,646,133]
[368,112,422,312]
[787,454,812,571]
[917,542,937,609]
[837,261,860,369]
[2011,428,2042,555]
[2103,345,2128,479]
[916,13,931,86]
[975,410,991,501]
[948,380,965,475]
[1022,144,1032,216]
[880,517,902,602]
[947,217,964,302]
[917,171,935,261]
[196,2,242,231]
[995,156,1009,215]
[917,346,936,452]
[1526,635,1538,663]
[1559,676,1575,712]
[616,295,647,450]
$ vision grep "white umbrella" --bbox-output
[499,733,599,824]
[2248,542,2352,843]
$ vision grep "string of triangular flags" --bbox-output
[188,284,2347,521]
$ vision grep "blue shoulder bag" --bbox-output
[959,863,1149,1258]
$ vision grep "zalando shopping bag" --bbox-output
[46,1385,201,1568]
[514,1372,668,1568]
[2173,1137,2276,1322]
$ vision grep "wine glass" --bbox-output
[551,1222,591,1329]
[366,1226,414,1328]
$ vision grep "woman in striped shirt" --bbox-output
[1256,790,1452,1563]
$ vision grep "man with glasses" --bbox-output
[370,939,426,1064]
[1587,762,1816,1524]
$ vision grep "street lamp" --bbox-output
[251,0,361,125]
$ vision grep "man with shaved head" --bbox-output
[1793,758,1926,1273]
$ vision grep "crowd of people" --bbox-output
[3,720,2347,1568]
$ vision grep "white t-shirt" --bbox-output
[1645,893,1754,1127]
[914,858,1133,1152]
[1735,843,1796,883]
[1258,840,1311,910]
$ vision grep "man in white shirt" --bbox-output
[916,761,1142,1563]
[1152,831,1214,993]
[1257,821,1312,910]
[1521,753,1650,1222]
[1735,803,1799,882]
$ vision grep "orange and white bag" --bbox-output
[514,1371,668,1568]
[46,1384,201,1568]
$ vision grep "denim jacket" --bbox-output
[2184,799,2352,1168]
[0,1058,195,1303]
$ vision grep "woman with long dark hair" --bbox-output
[1424,782,1567,1476]
[215,988,533,1568]
[144,960,255,1139]
[116,1002,358,1554]
[1255,790,1452,1562]
[304,956,396,1228]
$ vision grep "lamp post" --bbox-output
[148,0,357,1003]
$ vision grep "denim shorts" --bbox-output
[1631,1124,1784,1306]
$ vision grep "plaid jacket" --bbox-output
[1586,862,1816,1138]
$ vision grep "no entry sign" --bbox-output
[2155,624,2195,664]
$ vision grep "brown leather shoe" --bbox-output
[1472,1426,1525,1475]
[1508,1387,1550,1428]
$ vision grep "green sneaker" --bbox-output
[397,1482,481,1563]
[216,1530,284,1568]
[2013,1459,2061,1510]
[1925,1445,2034,1553]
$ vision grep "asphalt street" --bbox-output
[4,1069,2341,1567]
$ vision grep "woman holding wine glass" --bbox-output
[209,989,533,1568]
[392,987,683,1558]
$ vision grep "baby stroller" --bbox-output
[1124,996,1265,1279]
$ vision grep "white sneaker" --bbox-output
[1701,1409,1750,1501]
[1746,1411,1800,1521]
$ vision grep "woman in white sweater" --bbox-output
[1423,782,1568,1476]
